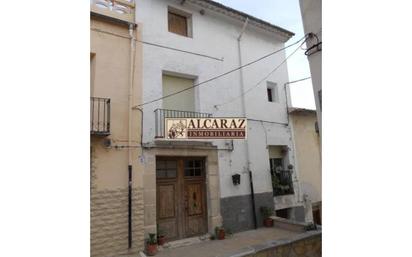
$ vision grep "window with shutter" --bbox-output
[168,11,188,37]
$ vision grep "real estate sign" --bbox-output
[165,118,247,139]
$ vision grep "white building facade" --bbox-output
[135,0,308,238]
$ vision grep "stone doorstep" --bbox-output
[270,216,309,233]
[161,234,211,250]
[118,252,145,257]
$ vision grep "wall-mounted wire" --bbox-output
[304,32,321,56]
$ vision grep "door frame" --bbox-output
[156,156,208,240]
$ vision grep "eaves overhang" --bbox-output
[183,0,295,42]
[288,107,317,114]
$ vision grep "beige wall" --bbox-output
[90,16,144,256]
[290,111,321,204]
[269,146,284,159]
[162,74,195,111]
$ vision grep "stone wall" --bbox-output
[91,188,144,257]
[241,231,321,257]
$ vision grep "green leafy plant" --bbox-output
[304,223,318,231]
[260,206,273,219]
[146,233,157,245]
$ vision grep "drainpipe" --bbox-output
[237,18,257,229]
[128,23,136,249]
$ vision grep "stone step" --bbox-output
[270,216,309,232]
[161,234,210,250]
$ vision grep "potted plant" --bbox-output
[260,206,274,227]
[157,226,166,246]
[145,233,158,256]
[215,226,225,240]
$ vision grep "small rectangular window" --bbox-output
[267,82,278,102]
[168,10,189,37]
[184,160,203,177]
[267,88,273,102]
[156,160,177,178]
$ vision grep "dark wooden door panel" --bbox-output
[158,219,178,240]
[185,216,205,237]
[157,182,179,240]
[186,183,203,216]
[184,180,206,237]
[158,184,176,219]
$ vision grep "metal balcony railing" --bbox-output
[91,0,135,24]
[154,109,212,138]
[91,97,111,136]
[271,168,294,196]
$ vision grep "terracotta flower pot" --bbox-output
[146,243,158,256]
[217,229,225,240]
[157,235,166,246]
[263,218,274,227]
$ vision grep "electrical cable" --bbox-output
[136,39,224,61]
[91,27,223,61]
[213,38,308,109]
[135,34,308,107]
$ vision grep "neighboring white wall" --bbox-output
[300,0,322,135]
[135,0,302,207]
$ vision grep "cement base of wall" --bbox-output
[221,192,273,233]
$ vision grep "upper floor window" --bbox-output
[168,7,192,37]
[267,82,279,103]
[162,74,195,111]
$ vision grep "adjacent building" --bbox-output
[90,0,144,256]
[299,0,322,136]
[289,108,322,224]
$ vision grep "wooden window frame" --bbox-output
[168,7,192,38]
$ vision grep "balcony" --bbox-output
[271,167,294,196]
[91,97,111,136]
[90,0,135,24]
[154,109,212,138]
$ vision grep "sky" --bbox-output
[214,0,316,109]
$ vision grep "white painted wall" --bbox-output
[135,0,302,207]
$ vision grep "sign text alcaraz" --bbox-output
[165,118,247,139]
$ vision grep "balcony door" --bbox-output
[156,157,207,241]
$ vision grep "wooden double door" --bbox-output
[156,157,207,241]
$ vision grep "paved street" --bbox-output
[155,227,300,257]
